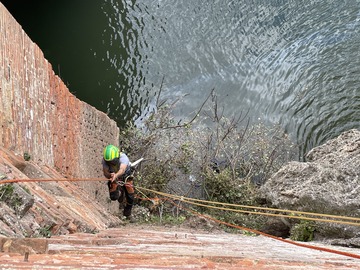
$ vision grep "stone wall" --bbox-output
[0,3,118,204]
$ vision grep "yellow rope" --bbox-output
[179,197,360,226]
[1,177,359,226]
[164,197,360,260]
[135,186,360,226]
[2,177,358,259]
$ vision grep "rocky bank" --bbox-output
[260,129,360,246]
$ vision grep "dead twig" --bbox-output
[161,89,214,129]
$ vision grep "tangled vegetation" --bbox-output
[290,220,316,242]
[0,184,15,202]
[121,87,298,232]
[0,184,22,208]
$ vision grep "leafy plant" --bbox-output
[147,213,187,225]
[23,152,31,161]
[0,184,14,201]
[0,184,22,210]
[37,225,52,238]
[290,220,316,242]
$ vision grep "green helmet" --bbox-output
[103,145,120,161]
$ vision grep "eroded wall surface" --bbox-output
[0,3,118,205]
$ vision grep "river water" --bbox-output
[3,0,360,158]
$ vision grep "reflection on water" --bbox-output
[3,0,360,159]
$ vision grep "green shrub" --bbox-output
[0,184,22,210]
[0,184,14,201]
[23,152,31,161]
[147,214,187,225]
[36,225,52,238]
[290,220,316,242]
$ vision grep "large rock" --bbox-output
[260,129,360,240]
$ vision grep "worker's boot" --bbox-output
[124,215,135,223]
[123,206,135,223]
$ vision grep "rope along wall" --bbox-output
[1,177,359,259]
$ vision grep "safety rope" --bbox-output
[163,197,360,260]
[136,187,360,226]
[134,187,360,260]
[2,177,360,259]
[0,178,107,184]
[2,177,360,225]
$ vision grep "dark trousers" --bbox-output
[119,179,134,217]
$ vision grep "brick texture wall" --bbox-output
[0,3,119,208]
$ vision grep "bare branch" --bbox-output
[161,89,214,129]
[156,76,165,108]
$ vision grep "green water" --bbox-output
[3,1,141,123]
[3,0,360,157]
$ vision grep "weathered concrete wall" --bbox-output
[0,3,118,181]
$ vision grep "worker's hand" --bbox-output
[110,173,116,181]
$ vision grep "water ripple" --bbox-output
[101,0,360,158]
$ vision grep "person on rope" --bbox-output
[102,144,135,222]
